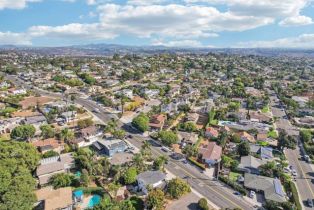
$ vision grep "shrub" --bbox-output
[218,176,247,195]
[198,198,209,210]
[290,182,302,210]
[188,157,206,170]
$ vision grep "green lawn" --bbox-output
[0,134,10,141]
[261,105,270,113]
[267,130,278,138]
[229,172,241,182]
[257,141,269,146]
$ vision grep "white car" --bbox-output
[249,190,256,198]
[292,170,298,177]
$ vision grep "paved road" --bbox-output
[6,74,254,210]
[269,91,314,209]
[124,128,254,210]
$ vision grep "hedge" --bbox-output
[290,182,302,210]
[188,157,206,170]
[218,176,247,195]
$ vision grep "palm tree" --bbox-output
[132,153,146,172]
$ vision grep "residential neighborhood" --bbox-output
[0,49,313,210]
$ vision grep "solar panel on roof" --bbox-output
[274,178,284,196]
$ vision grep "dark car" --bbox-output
[234,191,241,196]
[128,134,133,139]
[308,198,313,207]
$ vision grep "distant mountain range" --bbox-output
[1,44,314,57]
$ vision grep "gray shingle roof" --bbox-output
[137,171,166,186]
[244,173,287,203]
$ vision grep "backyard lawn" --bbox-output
[267,130,278,138]
[261,105,270,113]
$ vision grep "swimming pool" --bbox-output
[87,194,101,208]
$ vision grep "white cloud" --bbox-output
[151,39,214,48]
[0,0,41,10]
[97,4,273,39]
[0,32,31,45]
[279,15,313,27]
[236,33,314,48]
[127,0,169,5]
[185,0,310,17]
[28,23,117,40]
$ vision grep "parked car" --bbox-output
[234,191,241,196]
[182,159,188,164]
[292,170,298,177]
[93,108,100,113]
[307,198,313,207]
[249,190,256,198]
[304,155,311,163]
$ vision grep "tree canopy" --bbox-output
[10,124,36,141]
[0,141,40,210]
[132,113,149,132]
[158,130,178,146]
[166,178,191,199]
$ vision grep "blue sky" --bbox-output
[0,0,314,48]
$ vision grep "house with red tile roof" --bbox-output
[32,138,65,154]
[149,114,166,131]
[205,127,219,139]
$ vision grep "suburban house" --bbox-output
[238,156,266,174]
[177,131,199,146]
[0,117,22,134]
[244,173,287,203]
[36,153,75,186]
[205,127,219,139]
[239,131,256,143]
[35,187,73,210]
[60,111,77,123]
[121,89,133,99]
[143,89,160,99]
[149,114,166,131]
[8,88,27,95]
[92,138,127,157]
[250,145,274,160]
[136,171,166,194]
[185,112,199,123]
[75,125,103,147]
[23,115,47,127]
[32,138,65,154]
[161,102,178,114]
[198,142,222,167]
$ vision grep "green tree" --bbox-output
[300,129,312,143]
[77,118,93,129]
[198,198,209,210]
[40,124,55,139]
[0,141,40,210]
[237,141,250,156]
[42,150,59,158]
[60,128,74,142]
[147,188,165,210]
[180,122,197,132]
[132,113,149,132]
[123,167,137,184]
[10,124,36,141]
[166,178,191,199]
[278,130,296,151]
[158,130,178,146]
[112,129,125,139]
[50,173,74,189]
[80,169,90,187]
[153,155,168,171]
[182,144,198,157]
[120,200,136,210]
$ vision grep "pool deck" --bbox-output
[80,195,92,209]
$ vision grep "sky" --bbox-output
[0,0,314,48]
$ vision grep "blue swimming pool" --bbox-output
[87,194,101,208]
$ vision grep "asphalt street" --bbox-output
[269,91,314,209]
